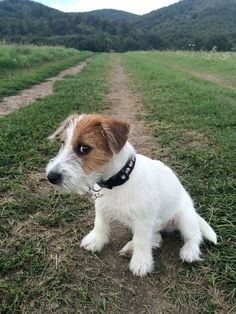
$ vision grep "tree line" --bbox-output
[0,0,234,52]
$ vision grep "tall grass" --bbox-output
[0,44,80,71]
[0,44,93,99]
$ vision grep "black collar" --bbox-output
[97,155,136,190]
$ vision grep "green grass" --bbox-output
[1,50,236,313]
[0,53,114,313]
[122,51,236,312]
[0,44,93,99]
[143,50,236,84]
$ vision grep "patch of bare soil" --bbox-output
[0,61,88,116]
[26,170,55,197]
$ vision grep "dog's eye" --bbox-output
[77,145,92,155]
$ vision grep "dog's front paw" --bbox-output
[129,253,154,276]
[80,230,107,252]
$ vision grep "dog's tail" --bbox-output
[197,214,217,244]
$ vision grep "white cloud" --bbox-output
[50,0,179,15]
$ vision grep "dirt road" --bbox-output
[0,60,88,116]
[93,55,181,313]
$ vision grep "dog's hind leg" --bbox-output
[178,196,203,262]
[119,240,133,257]
[119,232,162,257]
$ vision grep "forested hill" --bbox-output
[0,0,235,51]
[85,9,139,22]
[138,0,236,50]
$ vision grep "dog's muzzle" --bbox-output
[47,171,62,185]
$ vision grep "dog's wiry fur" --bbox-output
[46,114,217,276]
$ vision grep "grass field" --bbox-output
[0,50,236,313]
[0,44,92,99]
[122,51,236,310]
[0,53,112,313]
[142,50,236,83]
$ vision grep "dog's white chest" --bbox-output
[96,192,133,225]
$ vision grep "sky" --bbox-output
[34,0,180,15]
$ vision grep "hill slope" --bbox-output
[85,9,139,21]
[138,0,236,49]
[0,0,62,19]
[0,0,235,51]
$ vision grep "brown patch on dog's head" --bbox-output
[72,114,130,173]
[48,114,79,142]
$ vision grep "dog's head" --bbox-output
[46,114,130,194]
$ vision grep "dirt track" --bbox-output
[187,69,236,90]
[93,55,180,313]
[106,56,161,158]
[157,59,236,91]
[0,60,88,116]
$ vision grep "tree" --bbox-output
[206,34,233,51]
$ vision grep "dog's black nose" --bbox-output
[47,172,62,184]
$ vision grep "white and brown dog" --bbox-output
[46,113,217,276]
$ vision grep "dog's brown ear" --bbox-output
[48,114,78,142]
[101,118,130,153]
